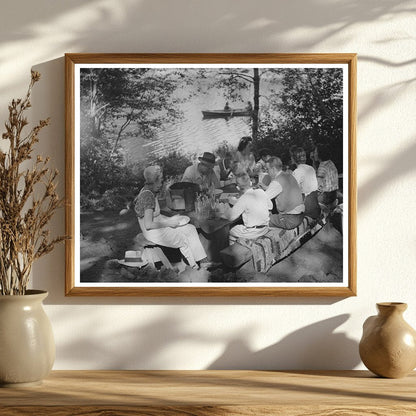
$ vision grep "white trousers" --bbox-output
[229,224,269,244]
[140,221,206,267]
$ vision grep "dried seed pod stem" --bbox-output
[0,72,67,295]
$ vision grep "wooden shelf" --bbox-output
[1,370,415,415]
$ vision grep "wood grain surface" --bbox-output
[1,370,415,415]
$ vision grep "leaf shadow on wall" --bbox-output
[356,53,416,210]
[358,139,416,210]
[207,314,360,370]
[1,0,411,50]
[53,309,221,369]
[52,309,359,370]
[0,0,414,97]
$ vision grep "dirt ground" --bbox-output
[80,209,343,284]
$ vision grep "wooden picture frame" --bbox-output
[65,53,356,296]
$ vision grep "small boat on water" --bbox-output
[202,108,252,119]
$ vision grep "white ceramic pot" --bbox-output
[0,290,55,387]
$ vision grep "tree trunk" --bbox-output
[89,70,101,138]
[252,68,260,141]
[111,117,132,156]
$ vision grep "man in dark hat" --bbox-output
[182,152,220,191]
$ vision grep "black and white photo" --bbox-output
[65,54,356,296]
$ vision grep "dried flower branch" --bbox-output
[0,71,66,295]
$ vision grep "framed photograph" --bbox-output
[65,53,356,296]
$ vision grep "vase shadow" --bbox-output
[207,314,360,371]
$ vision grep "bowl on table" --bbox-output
[219,192,240,205]
[176,215,190,226]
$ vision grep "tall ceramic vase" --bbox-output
[0,290,55,387]
[359,302,416,378]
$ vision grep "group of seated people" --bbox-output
[133,136,339,270]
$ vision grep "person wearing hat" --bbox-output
[182,152,220,191]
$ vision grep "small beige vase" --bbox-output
[359,302,416,378]
[0,290,55,387]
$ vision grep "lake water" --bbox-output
[122,84,253,164]
[144,97,252,158]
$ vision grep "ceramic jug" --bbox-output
[0,290,55,386]
[359,302,416,378]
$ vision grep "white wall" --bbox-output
[1,0,415,370]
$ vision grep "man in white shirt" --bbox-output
[221,170,272,244]
[292,147,321,219]
[262,157,305,229]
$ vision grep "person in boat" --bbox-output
[220,169,272,244]
[224,101,230,111]
[263,157,305,230]
[313,144,339,206]
[182,152,220,192]
[134,166,207,270]
[235,136,256,177]
[292,147,321,220]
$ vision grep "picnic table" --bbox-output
[158,183,241,261]
[190,212,235,262]
[160,206,234,262]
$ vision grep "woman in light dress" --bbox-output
[134,166,207,269]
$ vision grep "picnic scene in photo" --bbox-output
[79,66,345,284]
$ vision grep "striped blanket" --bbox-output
[237,217,324,273]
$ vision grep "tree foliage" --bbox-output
[80,68,184,143]
[149,151,193,181]
[199,67,343,169]
[79,68,187,202]
[262,68,344,170]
